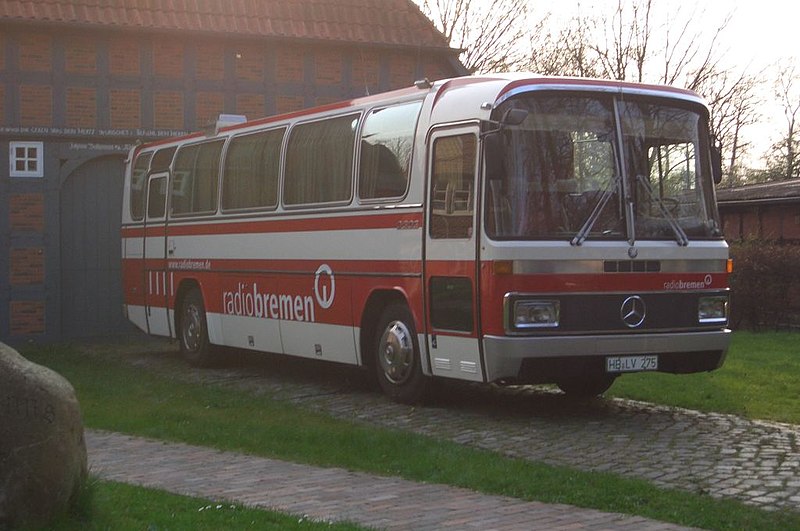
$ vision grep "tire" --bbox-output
[374,303,429,404]
[557,374,616,398]
[178,288,215,367]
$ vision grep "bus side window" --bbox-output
[130,152,153,221]
[222,128,284,211]
[151,147,176,173]
[430,134,477,239]
[284,113,359,206]
[358,101,422,200]
[147,176,168,220]
[171,140,224,215]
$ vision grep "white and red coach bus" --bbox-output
[121,74,731,402]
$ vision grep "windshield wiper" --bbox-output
[635,175,689,246]
[571,174,621,246]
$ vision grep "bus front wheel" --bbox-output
[178,288,215,367]
[374,304,429,404]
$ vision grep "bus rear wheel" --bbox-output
[374,304,429,404]
[178,288,215,367]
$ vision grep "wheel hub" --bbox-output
[379,321,413,385]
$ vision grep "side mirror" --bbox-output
[711,145,723,185]
[481,108,529,138]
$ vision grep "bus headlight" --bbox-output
[512,299,560,329]
[698,296,728,324]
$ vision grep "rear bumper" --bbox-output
[483,329,731,382]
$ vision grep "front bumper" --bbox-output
[483,329,731,382]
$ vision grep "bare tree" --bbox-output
[767,63,800,179]
[524,0,760,186]
[590,0,653,82]
[528,14,601,78]
[696,69,763,186]
[417,0,533,73]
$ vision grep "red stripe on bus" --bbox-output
[121,210,423,238]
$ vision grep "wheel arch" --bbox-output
[173,278,202,338]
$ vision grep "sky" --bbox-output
[721,0,799,161]
[540,0,800,166]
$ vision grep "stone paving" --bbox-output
[112,341,800,513]
[87,430,694,530]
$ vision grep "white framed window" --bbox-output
[9,141,44,178]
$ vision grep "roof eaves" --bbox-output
[0,16,461,54]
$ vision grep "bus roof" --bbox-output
[132,74,706,153]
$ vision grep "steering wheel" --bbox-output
[643,196,679,216]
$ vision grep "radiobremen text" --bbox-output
[223,282,316,323]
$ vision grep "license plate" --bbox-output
[606,355,658,373]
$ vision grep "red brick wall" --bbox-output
[9,193,45,232]
[275,95,305,114]
[352,51,380,94]
[389,53,415,89]
[235,44,264,81]
[153,40,184,78]
[275,48,305,83]
[10,248,45,285]
[315,50,342,85]
[19,84,52,126]
[153,91,184,129]
[196,91,224,126]
[64,35,96,74]
[424,59,451,83]
[10,302,45,335]
[196,42,224,80]
[110,89,141,129]
[109,36,141,76]
[66,87,97,128]
[2,29,463,340]
[18,33,51,71]
[236,94,264,120]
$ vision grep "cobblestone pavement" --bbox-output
[110,341,800,514]
[87,430,695,530]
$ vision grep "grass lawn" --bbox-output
[20,335,800,531]
[49,479,362,530]
[609,331,800,424]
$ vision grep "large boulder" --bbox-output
[0,342,87,529]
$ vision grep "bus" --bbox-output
[121,74,731,403]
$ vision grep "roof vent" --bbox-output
[205,114,247,136]
[414,78,432,89]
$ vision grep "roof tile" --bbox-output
[716,179,800,203]
[0,0,452,49]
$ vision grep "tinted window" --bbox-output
[430,134,476,239]
[222,128,285,211]
[284,114,359,205]
[171,140,224,215]
[359,101,421,200]
[151,147,176,173]
[130,152,152,221]
[147,176,168,219]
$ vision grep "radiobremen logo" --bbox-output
[222,264,335,323]
[663,275,713,291]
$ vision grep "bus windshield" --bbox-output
[484,92,722,243]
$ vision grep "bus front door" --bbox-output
[424,127,484,382]
[142,172,172,337]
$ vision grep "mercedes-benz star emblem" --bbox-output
[621,295,646,328]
